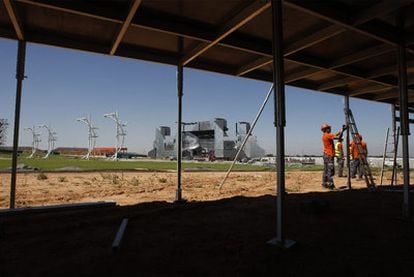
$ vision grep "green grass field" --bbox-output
[0,154,272,171]
[0,154,401,173]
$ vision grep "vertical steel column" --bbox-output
[391,104,398,185]
[398,41,410,218]
[175,38,183,202]
[344,96,351,189]
[267,0,294,248]
[10,40,26,209]
[392,104,397,149]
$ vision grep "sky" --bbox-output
[0,38,410,156]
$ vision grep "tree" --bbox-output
[0,119,8,146]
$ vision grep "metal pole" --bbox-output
[267,0,294,248]
[398,41,410,218]
[391,105,398,185]
[10,40,26,209]
[380,128,390,186]
[391,127,400,186]
[219,84,273,190]
[175,38,183,202]
[344,96,351,189]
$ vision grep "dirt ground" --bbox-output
[1,170,414,276]
[0,170,400,208]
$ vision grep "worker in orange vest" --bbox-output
[350,133,368,179]
[321,123,346,189]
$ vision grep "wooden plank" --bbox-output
[0,201,117,216]
[112,218,129,250]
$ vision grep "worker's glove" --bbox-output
[342,124,348,131]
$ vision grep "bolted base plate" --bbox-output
[266,238,296,249]
[173,199,187,204]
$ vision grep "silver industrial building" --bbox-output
[148,118,265,160]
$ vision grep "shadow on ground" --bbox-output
[1,186,414,276]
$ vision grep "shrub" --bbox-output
[58,176,67,182]
[37,173,48,180]
[111,174,120,185]
[158,177,167,183]
[129,177,140,186]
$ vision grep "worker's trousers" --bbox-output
[336,157,344,177]
[323,154,335,187]
[351,159,363,178]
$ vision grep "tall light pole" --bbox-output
[77,115,98,159]
[24,125,41,159]
[104,112,127,160]
[39,124,57,159]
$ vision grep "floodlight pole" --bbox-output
[77,115,98,159]
[397,34,411,219]
[39,124,57,159]
[104,112,127,160]
[344,96,351,189]
[268,0,295,248]
[24,125,41,159]
[10,40,26,209]
[175,37,183,202]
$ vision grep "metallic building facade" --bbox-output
[148,118,265,160]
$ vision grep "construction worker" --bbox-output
[350,133,368,179]
[321,123,346,189]
[335,137,345,177]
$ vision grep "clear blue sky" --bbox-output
[0,38,410,156]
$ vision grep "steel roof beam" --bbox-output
[330,44,392,68]
[237,1,397,77]
[285,68,320,83]
[352,0,413,25]
[284,24,345,56]
[4,0,24,40]
[318,77,356,91]
[20,0,414,57]
[18,0,124,23]
[348,85,392,97]
[11,0,414,91]
[287,52,398,88]
[110,0,142,55]
[367,60,414,79]
[180,0,271,66]
[374,90,400,101]
[373,88,414,101]
[237,24,344,76]
[285,0,414,54]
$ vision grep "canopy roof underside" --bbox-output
[1,0,414,106]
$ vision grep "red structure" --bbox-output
[94,147,127,157]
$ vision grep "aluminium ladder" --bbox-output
[345,108,375,188]
[380,127,400,186]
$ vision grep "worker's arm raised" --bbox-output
[334,125,347,139]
